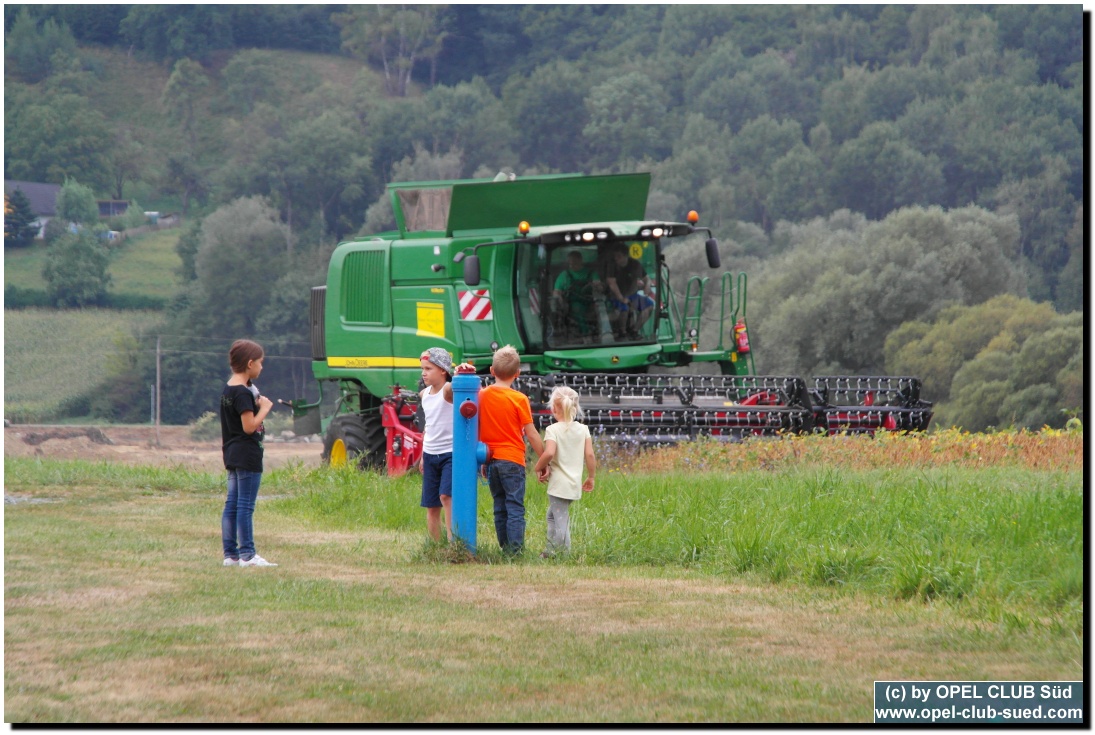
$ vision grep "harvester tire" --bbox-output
[322,413,385,470]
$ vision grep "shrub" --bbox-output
[42,229,112,307]
[189,411,220,441]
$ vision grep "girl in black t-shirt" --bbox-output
[220,339,276,567]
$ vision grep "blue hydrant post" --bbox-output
[451,366,488,553]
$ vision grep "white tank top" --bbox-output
[421,386,453,454]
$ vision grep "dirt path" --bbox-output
[4,424,324,472]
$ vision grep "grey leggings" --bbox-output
[546,495,573,553]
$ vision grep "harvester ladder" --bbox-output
[716,271,747,351]
[681,275,708,346]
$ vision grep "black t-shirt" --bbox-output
[220,383,264,472]
[605,257,645,296]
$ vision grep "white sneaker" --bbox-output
[223,558,239,567]
[239,555,278,567]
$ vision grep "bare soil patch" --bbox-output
[4,424,323,472]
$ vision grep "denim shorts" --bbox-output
[420,451,452,508]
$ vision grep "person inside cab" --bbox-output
[551,250,603,342]
[604,243,654,340]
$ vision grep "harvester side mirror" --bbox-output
[463,255,481,286]
[705,238,721,269]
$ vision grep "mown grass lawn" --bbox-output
[4,432,1083,723]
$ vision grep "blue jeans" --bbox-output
[222,468,262,561]
[488,460,527,553]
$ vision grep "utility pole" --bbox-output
[155,335,161,445]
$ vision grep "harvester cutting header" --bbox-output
[289,172,932,472]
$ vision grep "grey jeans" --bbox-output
[545,495,573,553]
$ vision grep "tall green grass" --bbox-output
[293,465,1081,626]
[13,457,1074,628]
[4,308,163,422]
[585,469,1080,614]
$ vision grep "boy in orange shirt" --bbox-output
[473,345,545,554]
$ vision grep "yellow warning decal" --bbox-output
[416,302,445,338]
[629,242,644,259]
[327,357,421,369]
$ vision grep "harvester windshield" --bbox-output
[516,239,659,350]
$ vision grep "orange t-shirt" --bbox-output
[478,384,533,465]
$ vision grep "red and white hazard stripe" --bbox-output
[458,290,493,320]
[529,287,540,315]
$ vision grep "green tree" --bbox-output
[220,49,283,115]
[1054,205,1083,313]
[754,206,1025,376]
[161,58,209,154]
[683,39,748,101]
[260,109,374,239]
[829,122,945,219]
[42,229,111,307]
[658,5,796,57]
[886,298,1080,431]
[944,353,1013,431]
[995,5,1083,84]
[990,155,1077,305]
[4,8,78,82]
[334,5,449,97]
[174,220,203,283]
[4,91,112,190]
[726,115,803,230]
[120,5,235,63]
[161,155,209,216]
[89,332,154,423]
[56,178,99,225]
[652,114,732,206]
[5,189,40,248]
[583,72,669,170]
[108,125,148,201]
[189,197,291,336]
[360,93,430,184]
[422,78,517,175]
[767,144,827,223]
[502,60,591,171]
[884,294,1054,402]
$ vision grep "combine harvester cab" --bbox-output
[290,172,932,474]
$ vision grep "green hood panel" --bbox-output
[447,173,651,235]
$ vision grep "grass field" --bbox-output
[4,228,182,300]
[106,228,184,302]
[4,431,1083,723]
[4,308,163,422]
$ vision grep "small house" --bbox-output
[4,180,61,238]
[98,200,129,218]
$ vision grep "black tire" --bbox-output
[322,413,386,470]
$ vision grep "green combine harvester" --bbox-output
[289,172,932,473]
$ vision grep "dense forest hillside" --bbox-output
[3,5,1085,430]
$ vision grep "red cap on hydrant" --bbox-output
[460,401,477,419]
